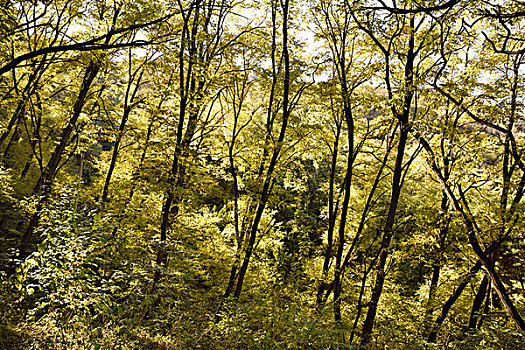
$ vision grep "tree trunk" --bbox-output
[477,279,492,329]
[428,261,482,342]
[468,275,489,329]
[18,60,101,257]
[0,58,46,151]
[333,102,354,324]
[424,191,450,332]
[152,2,207,289]
[359,120,410,347]
[349,258,376,345]
[316,120,341,307]
[232,0,291,299]
[360,19,415,347]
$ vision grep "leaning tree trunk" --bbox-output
[101,65,144,203]
[231,0,292,299]
[360,18,415,348]
[18,60,101,258]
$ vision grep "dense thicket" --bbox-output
[1,0,524,349]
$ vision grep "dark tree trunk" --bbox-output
[349,258,376,345]
[0,58,46,151]
[152,1,208,289]
[333,102,353,324]
[232,0,291,299]
[101,51,145,203]
[316,120,341,307]
[359,119,410,347]
[468,275,489,329]
[477,279,492,329]
[428,261,482,342]
[360,18,415,348]
[18,60,101,258]
[424,190,450,331]
[101,106,131,203]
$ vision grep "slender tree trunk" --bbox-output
[221,80,251,303]
[425,265,441,324]
[128,110,157,201]
[361,30,415,348]
[332,12,355,323]
[0,101,25,151]
[428,261,482,342]
[333,103,354,324]
[232,0,291,299]
[316,120,341,307]
[468,275,489,329]
[321,127,397,305]
[424,192,450,331]
[101,106,130,203]
[359,121,410,347]
[20,156,33,180]
[2,123,22,160]
[360,19,415,347]
[20,91,45,180]
[152,1,207,289]
[18,60,101,257]
[349,257,377,345]
[101,53,145,203]
[477,279,492,329]
[20,113,42,180]
[0,58,46,152]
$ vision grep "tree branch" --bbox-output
[0,13,174,75]
[367,0,460,14]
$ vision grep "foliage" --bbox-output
[1,0,525,349]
